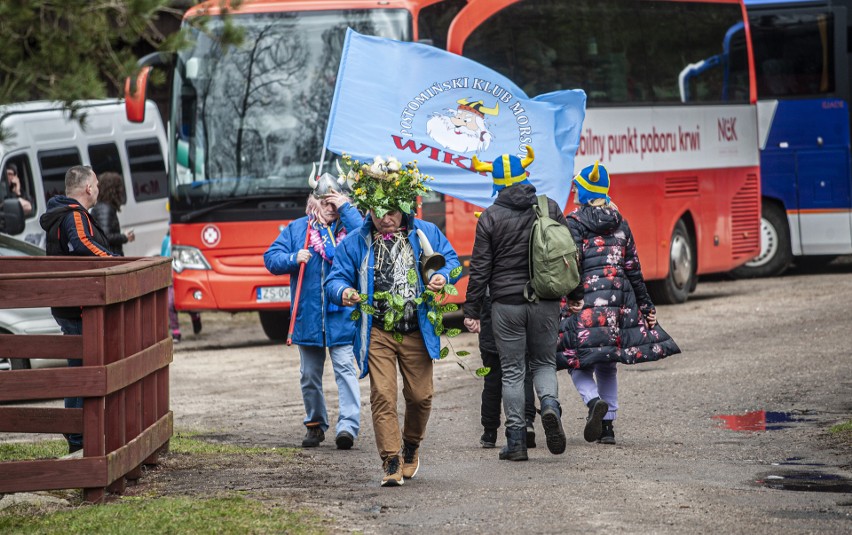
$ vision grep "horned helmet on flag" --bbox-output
[471,145,535,196]
[457,97,499,117]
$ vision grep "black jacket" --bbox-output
[39,195,114,318]
[463,183,570,319]
[90,202,128,256]
[556,205,679,368]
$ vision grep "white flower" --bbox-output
[386,157,402,172]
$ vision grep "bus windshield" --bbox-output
[171,9,411,204]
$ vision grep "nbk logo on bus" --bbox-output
[324,29,587,209]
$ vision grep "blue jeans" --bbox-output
[298,344,361,437]
[492,300,561,430]
[54,317,83,449]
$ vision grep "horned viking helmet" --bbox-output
[308,162,353,198]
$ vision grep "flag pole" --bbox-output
[286,225,312,346]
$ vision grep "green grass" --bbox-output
[0,433,316,533]
[0,495,326,534]
[0,432,297,461]
[829,420,852,434]
[0,439,67,461]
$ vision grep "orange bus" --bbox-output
[127,0,461,340]
[431,0,761,305]
[128,0,760,340]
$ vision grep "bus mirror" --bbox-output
[125,66,152,123]
[124,51,172,123]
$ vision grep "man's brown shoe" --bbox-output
[402,442,420,479]
[381,455,404,487]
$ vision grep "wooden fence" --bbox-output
[0,256,172,503]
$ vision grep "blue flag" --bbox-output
[324,29,586,209]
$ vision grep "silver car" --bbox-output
[0,233,64,370]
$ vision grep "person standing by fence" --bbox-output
[90,172,135,256]
[39,165,116,453]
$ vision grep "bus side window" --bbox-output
[126,138,167,202]
[751,12,835,98]
[38,148,82,203]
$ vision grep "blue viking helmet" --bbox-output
[573,161,611,205]
[471,145,535,196]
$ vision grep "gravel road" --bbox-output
[152,258,852,534]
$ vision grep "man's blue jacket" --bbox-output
[264,203,363,347]
[325,215,460,378]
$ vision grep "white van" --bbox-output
[0,99,168,256]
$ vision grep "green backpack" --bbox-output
[525,195,580,301]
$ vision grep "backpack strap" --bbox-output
[536,194,549,217]
[524,195,549,303]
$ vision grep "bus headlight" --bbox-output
[172,245,211,273]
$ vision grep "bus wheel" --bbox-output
[648,220,695,305]
[259,310,290,341]
[730,202,791,278]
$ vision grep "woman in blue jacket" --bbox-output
[264,174,363,450]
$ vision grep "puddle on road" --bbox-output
[714,412,852,494]
[756,470,852,493]
[712,410,813,432]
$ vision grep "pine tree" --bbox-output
[0,1,241,105]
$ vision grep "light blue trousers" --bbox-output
[570,362,618,420]
[298,344,361,437]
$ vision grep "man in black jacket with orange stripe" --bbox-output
[39,165,115,453]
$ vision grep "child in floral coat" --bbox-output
[557,162,680,444]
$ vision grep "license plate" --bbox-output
[256,286,291,303]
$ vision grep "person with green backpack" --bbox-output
[463,145,582,462]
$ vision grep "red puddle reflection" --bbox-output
[713,411,806,432]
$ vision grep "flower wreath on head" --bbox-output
[339,154,433,218]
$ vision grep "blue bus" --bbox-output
[683,0,852,276]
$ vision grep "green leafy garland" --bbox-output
[340,154,433,218]
[350,265,490,377]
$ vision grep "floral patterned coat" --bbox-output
[556,205,680,369]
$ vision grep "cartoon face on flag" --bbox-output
[324,29,586,209]
[426,98,498,154]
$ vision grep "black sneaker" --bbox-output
[526,425,537,448]
[68,443,83,454]
[480,428,498,448]
[335,431,354,450]
[584,397,609,443]
[302,426,325,448]
[541,404,567,455]
[599,420,616,445]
